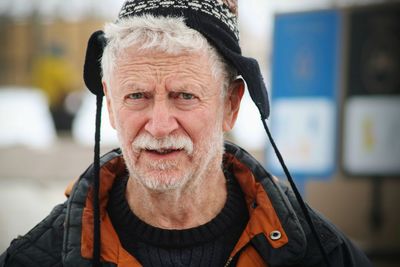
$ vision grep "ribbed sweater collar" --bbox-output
[107,171,248,248]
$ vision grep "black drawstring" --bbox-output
[262,118,332,267]
[92,94,103,267]
[83,29,105,267]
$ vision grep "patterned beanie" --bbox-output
[119,0,239,40]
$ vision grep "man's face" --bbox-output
[104,46,241,192]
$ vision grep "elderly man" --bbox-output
[1,1,371,267]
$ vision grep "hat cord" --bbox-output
[92,94,103,267]
[262,118,332,267]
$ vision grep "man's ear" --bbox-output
[223,78,245,132]
[103,81,116,129]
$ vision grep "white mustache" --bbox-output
[132,134,194,155]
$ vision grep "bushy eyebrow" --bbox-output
[165,79,207,94]
[119,81,152,93]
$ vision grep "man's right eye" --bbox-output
[127,92,144,99]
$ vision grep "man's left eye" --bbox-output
[179,93,195,100]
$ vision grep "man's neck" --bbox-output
[125,168,227,229]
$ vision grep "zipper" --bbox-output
[224,243,250,267]
[224,257,233,267]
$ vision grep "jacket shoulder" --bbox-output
[224,142,371,267]
[0,202,66,267]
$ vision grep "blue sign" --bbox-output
[267,10,342,185]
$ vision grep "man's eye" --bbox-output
[179,93,195,100]
[127,93,144,99]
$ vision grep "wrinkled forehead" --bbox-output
[115,46,212,72]
[111,48,222,93]
[110,41,216,79]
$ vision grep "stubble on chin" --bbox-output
[121,144,193,192]
[135,157,193,192]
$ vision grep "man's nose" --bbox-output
[144,98,179,138]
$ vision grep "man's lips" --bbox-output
[143,148,184,157]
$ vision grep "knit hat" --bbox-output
[82,1,330,266]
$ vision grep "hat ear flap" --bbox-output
[238,57,270,120]
[84,30,106,96]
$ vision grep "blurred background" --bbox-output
[0,0,399,266]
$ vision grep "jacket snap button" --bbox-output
[269,230,282,241]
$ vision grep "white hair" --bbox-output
[101,14,236,95]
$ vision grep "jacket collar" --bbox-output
[224,142,307,265]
